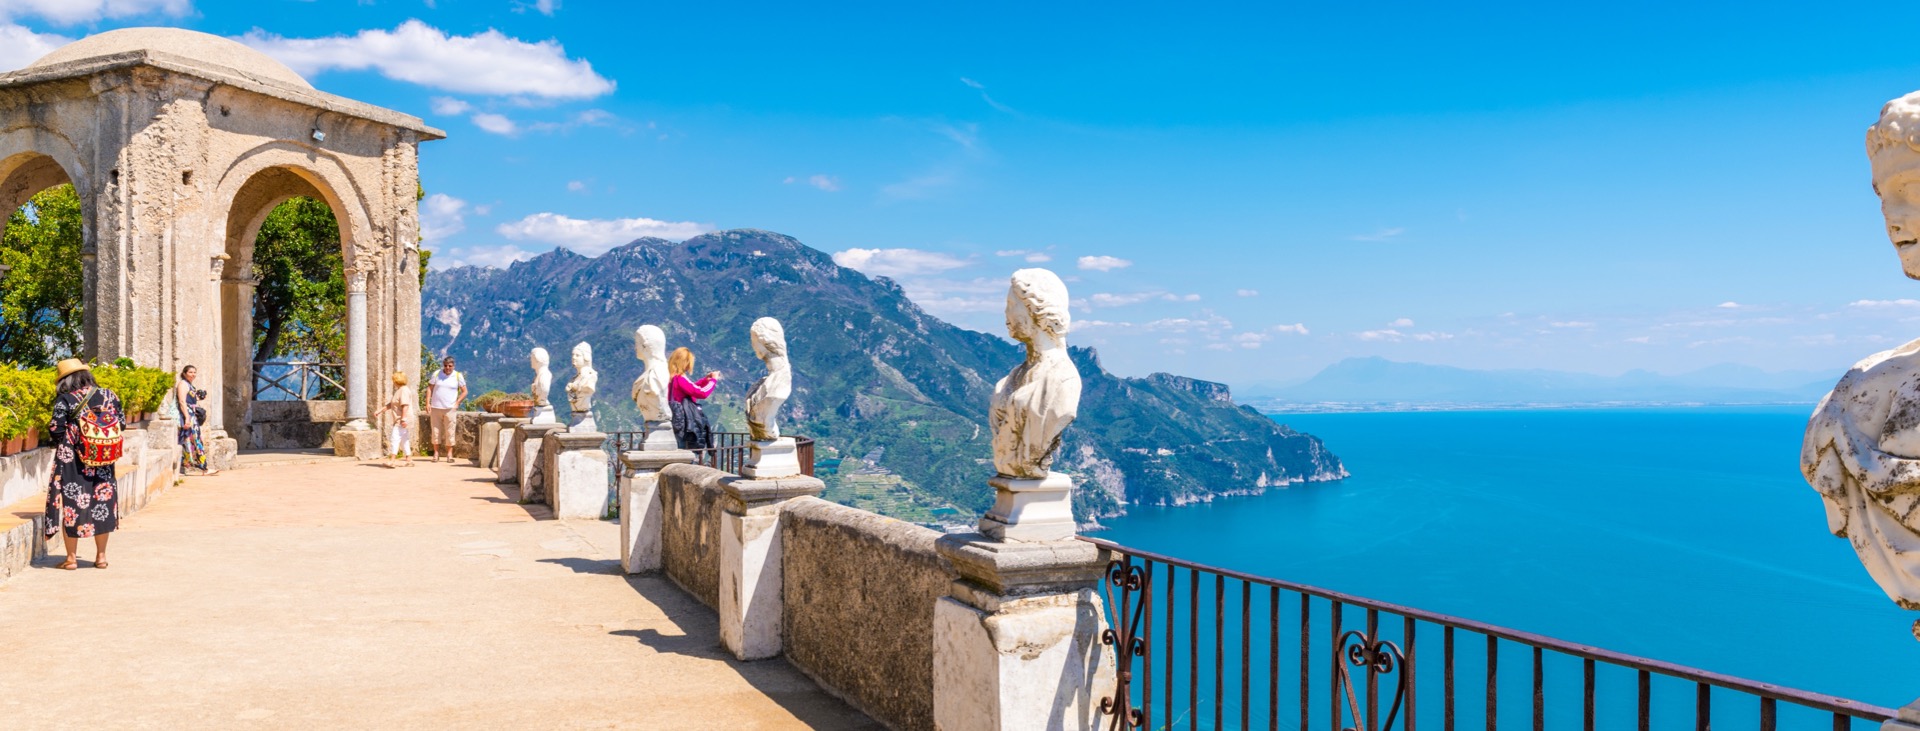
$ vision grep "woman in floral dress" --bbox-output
[174,365,216,475]
[42,359,122,570]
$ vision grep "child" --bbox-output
[375,370,415,467]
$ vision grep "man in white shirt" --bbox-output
[427,356,468,463]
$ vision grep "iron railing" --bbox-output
[252,361,345,401]
[1084,536,1898,731]
[605,430,815,477]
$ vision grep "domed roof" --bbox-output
[27,27,311,90]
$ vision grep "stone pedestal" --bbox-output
[932,535,1116,731]
[473,412,505,468]
[492,417,529,481]
[980,471,1076,542]
[529,403,557,425]
[543,430,610,519]
[718,474,825,661]
[641,420,676,451]
[740,437,799,479]
[1887,700,1920,731]
[334,427,381,460]
[619,448,697,574]
[571,409,596,433]
[206,434,238,470]
[515,423,568,501]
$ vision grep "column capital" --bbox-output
[344,267,369,293]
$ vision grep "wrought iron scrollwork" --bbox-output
[1336,629,1408,731]
[1099,558,1150,730]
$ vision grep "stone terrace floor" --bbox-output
[0,458,882,729]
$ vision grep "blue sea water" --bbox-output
[1095,406,1920,729]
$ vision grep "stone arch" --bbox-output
[0,127,92,246]
[212,146,373,442]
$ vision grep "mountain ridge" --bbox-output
[423,229,1345,523]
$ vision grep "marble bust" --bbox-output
[630,325,670,423]
[745,317,791,441]
[529,347,553,407]
[989,268,1081,479]
[566,341,598,415]
[1802,90,1920,615]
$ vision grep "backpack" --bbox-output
[75,387,124,468]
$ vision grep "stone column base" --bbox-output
[741,437,799,479]
[516,422,568,502]
[1886,699,1920,731]
[544,430,609,519]
[206,435,239,471]
[642,422,677,451]
[620,449,697,574]
[333,428,382,460]
[718,474,825,661]
[932,534,1116,731]
[980,472,1076,542]
[492,417,529,482]
[475,413,505,468]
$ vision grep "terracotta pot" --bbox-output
[2,436,18,456]
[24,431,37,451]
[496,400,534,418]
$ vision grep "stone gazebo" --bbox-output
[0,28,442,465]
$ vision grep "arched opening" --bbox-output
[0,152,85,366]
[220,166,352,448]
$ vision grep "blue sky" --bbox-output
[8,1,1920,388]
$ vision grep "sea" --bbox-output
[1094,405,1920,729]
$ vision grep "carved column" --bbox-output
[343,267,369,430]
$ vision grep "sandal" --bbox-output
[56,559,76,571]
[93,559,108,569]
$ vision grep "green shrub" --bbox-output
[0,363,175,438]
[471,390,530,414]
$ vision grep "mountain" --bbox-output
[422,229,1344,523]
[1251,357,1836,409]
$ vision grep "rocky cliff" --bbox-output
[423,229,1344,521]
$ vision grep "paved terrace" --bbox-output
[0,459,882,729]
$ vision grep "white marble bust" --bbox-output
[745,317,791,441]
[631,325,670,422]
[566,342,598,414]
[1803,90,1920,613]
[988,268,1081,479]
[529,347,553,407]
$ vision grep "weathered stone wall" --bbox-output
[780,497,948,731]
[658,463,728,609]
[0,447,56,509]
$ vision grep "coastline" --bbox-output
[1255,400,1819,415]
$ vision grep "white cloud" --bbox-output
[1232,332,1269,349]
[880,170,956,200]
[1388,317,1414,328]
[513,0,559,15]
[1077,255,1132,272]
[1717,301,1741,309]
[1412,332,1454,342]
[1350,227,1406,242]
[1088,292,1159,308]
[0,23,69,73]
[566,180,587,193]
[239,20,615,99]
[1358,329,1404,342]
[959,76,1019,115]
[1236,289,1259,298]
[807,174,841,192]
[419,193,466,242]
[1161,293,1201,302]
[1273,323,1309,335]
[1144,315,1232,333]
[1625,336,1652,344]
[1549,321,1594,328]
[429,96,471,115]
[830,248,971,278]
[996,249,1052,263]
[1075,320,1131,329]
[496,212,712,255]
[435,243,539,269]
[932,122,980,151]
[0,0,189,25]
[471,112,517,136]
[1850,299,1920,308]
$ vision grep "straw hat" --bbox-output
[55,358,89,380]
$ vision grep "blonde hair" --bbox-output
[391,370,408,386]
[668,347,695,377]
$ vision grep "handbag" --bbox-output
[74,387,124,468]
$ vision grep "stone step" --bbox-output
[230,449,359,470]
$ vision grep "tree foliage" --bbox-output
[252,196,345,364]
[0,184,84,366]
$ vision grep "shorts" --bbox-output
[429,407,455,445]
[389,425,411,457]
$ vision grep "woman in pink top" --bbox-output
[667,347,720,449]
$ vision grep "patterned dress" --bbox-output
[177,386,208,472]
[43,388,122,539]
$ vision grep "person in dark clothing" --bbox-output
[42,358,124,570]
